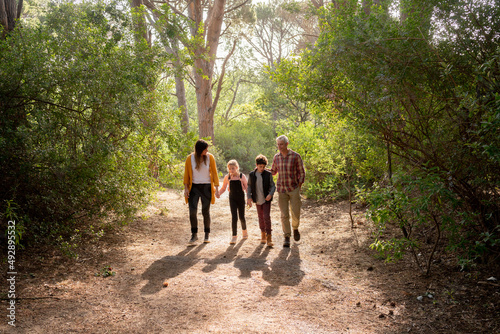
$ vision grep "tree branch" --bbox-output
[224,0,251,14]
[212,39,237,113]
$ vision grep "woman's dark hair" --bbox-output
[194,139,209,170]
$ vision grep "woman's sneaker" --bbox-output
[230,236,237,244]
[242,230,248,239]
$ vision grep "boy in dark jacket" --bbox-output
[247,154,276,247]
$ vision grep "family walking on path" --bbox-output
[183,136,306,248]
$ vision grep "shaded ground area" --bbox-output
[1,188,499,333]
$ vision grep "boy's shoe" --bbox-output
[203,233,210,243]
[187,234,198,246]
[242,230,248,239]
[260,231,267,244]
[230,236,238,244]
[293,229,301,241]
[266,234,274,247]
[283,236,291,248]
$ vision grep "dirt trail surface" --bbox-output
[2,188,499,333]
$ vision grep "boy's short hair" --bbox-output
[255,154,268,166]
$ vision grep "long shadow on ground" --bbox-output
[140,243,207,295]
[233,244,305,297]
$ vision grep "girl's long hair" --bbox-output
[194,139,209,170]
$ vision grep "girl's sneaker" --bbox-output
[242,230,248,239]
[230,236,238,244]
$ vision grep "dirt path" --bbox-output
[1,188,499,333]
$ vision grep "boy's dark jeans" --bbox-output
[256,201,272,235]
[188,183,212,234]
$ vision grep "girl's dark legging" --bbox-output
[188,183,212,234]
[229,195,246,236]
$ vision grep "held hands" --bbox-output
[247,198,253,208]
[215,188,220,199]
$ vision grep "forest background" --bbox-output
[1,0,499,276]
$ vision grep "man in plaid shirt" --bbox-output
[271,135,306,247]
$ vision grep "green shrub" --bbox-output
[216,116,276,173]
[0,1,167,247]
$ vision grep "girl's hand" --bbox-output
[247,199,253,208]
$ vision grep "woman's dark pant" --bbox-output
[229,195,246,236]
[188,184,212,234]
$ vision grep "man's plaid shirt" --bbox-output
[271,149,306,193]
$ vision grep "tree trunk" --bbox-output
[175,74,189,134]
[191,0,226,141]
[195,76,215,139]
[1,0,23,37]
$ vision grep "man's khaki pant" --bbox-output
[278,187,302,237]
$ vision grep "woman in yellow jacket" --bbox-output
[184,139,220,245]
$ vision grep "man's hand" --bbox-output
[265,195,272,201]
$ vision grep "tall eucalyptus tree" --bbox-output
[142,0,252,140]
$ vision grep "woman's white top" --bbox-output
[191,154,211,184]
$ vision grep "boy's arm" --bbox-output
[246,173,253,204]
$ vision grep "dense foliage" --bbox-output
[270,0,499,271]
[0,1,183,249]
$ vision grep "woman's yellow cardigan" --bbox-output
[184,153,219,204]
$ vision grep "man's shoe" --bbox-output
[187,234,198,246]
[293,229,301,241]
[230,235,237,244]
[283,236,291,248]
[242,230,248,239]
[203,232,210,243]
